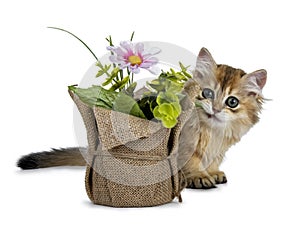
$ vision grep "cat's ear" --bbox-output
[194,47,217,81]
[242,69,267,95]
[197,47,217,68]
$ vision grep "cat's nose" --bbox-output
[213,107,221,114]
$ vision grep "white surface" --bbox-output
[1,0,299,224]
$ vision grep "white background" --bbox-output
[1,0,299,224]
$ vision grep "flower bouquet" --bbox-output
[51,28,194,207]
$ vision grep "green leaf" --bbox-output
[105,64,111,70]
[96,64,111,77]
[179,62,192,78]
[174,72,186,81]
[147,79,166,92]
[179,62,188,71]
[96,70,105,77]
[109,82,120,91]
[160,103,176,117]
[113,92,146,119]
[102,67,119,86]
[166,80,183,93]
[69,85,117,108]
[124,82,137,96]
[118,76,130,90]
[137,95,157,120]
[109,76,130,91]
[152,103,178,128]
[156,92,178,105]
[182,70,192,79]
[68,85,77,92]
[171,101,181,117]
[170,68,176,75]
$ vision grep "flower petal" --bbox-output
[116,55,126,62]
[106,46,116,51]
[109,55,120,63]
[124,62,131,67]
[139,62,153,68]
[135,42,144,54]
[107,41,161,76]
[143,57,159,64]
[141,53,151,59]
[120,41,134,55]
[114,47,127,57]
[148,47,161,55]
[131,66,140,74]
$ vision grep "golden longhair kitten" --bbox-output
[180,48,267,188]
[17,48,267,189]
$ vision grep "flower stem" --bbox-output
[126,67,131,84]
[130,31,135,41]
[119,69,123,81]
[48,27,98,61]
[105,35,114,47]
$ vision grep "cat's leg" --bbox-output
[183,155,216,189]
[206,160,227,184]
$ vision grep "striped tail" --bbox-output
[17,147,86,170]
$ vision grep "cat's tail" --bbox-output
[17,147,86,170]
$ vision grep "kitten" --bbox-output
[180,48,266,188]
[17,48,267,189]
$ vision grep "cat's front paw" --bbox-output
[186,174,216,189]
[210,171,227,184]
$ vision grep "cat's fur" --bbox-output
[179,48,266,188]
[17,48,267,189]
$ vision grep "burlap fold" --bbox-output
[70,90,191,207]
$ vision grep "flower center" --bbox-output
[128,55,142,65]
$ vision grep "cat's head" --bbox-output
[185,47,267,134]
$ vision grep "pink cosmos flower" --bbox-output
[107,41,161,74]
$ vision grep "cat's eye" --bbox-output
[202,88,214,99]
[225,96,239,108]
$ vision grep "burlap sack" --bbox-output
[70,90,191,207]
